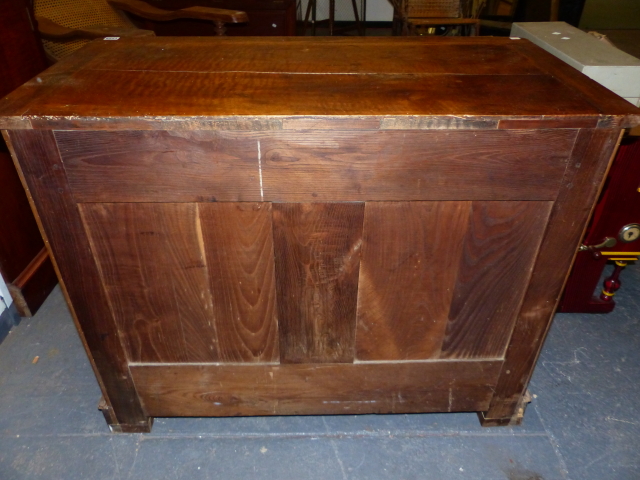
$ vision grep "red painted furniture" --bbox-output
[559,134,640,313]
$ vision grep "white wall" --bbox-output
[299,0,394,23]
[0,272,12,316]
[0,225,13,315]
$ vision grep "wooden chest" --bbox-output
[1,37,638,433]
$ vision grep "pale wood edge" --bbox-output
[0,115,620,131]
[7,284,31,318]
[12,247,49,289]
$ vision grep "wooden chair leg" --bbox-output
[215,20,226,36]
[303,0,314,35]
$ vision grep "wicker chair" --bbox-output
[391,0,481,36]
[35,0,248,61]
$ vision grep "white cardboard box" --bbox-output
[511,22,640,106]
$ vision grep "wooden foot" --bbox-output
[478,390,532,427]
[98,397,153,433]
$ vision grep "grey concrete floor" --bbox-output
[0,263,639,480]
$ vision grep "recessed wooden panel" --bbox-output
[80,203,218,363]
[356,202,471,360]
[56,130,261,203]
[272,203,365,364]
[440,201,553,359]
[356,200,553,362]
[199,203,279,363]
[130,360,503,417]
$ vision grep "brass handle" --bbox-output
[579,237,617,252]
[578,237,617,259]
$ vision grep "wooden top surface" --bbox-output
[1,36,639,130]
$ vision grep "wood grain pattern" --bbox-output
[11,70,599,120]
[80,203,218,363]
[130,360,503,416]
[58,129,578,203]
[6,130,149,430]
[259,130,578,202]
[498,118,598,129]
[87,37,542,75]
[440,201,553,359]
[2,37,639,131]
[199,203,279,362]
[273,203,364,364]
[356,202,471,361]
[482,129,622,423]
[3,37,636,430]
[514,40,640,127]
[56,130,260,203]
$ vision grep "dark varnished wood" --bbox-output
[6,130,149,431]
[130,360,503,416]
[1,37,638,130]
[481,129,623,424]
[440,201,553,359]
[80,203,218,363]
[356,202,471,361]
[513,40,640,128]
[81,38,543,75]
[57,129,578,203]
[199,203,279,362]
[4,70,601,120]
[273,203,364,364]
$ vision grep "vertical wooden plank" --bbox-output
[5,130,149,431]
[80,203,218,363]
[199,203,279,363]
[273,203,365,364]
[481,129,622,425]
[440,201,553,359]
[355,201,471,361]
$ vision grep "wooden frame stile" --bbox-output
[480,128,623,425]
[3,129,151,432]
